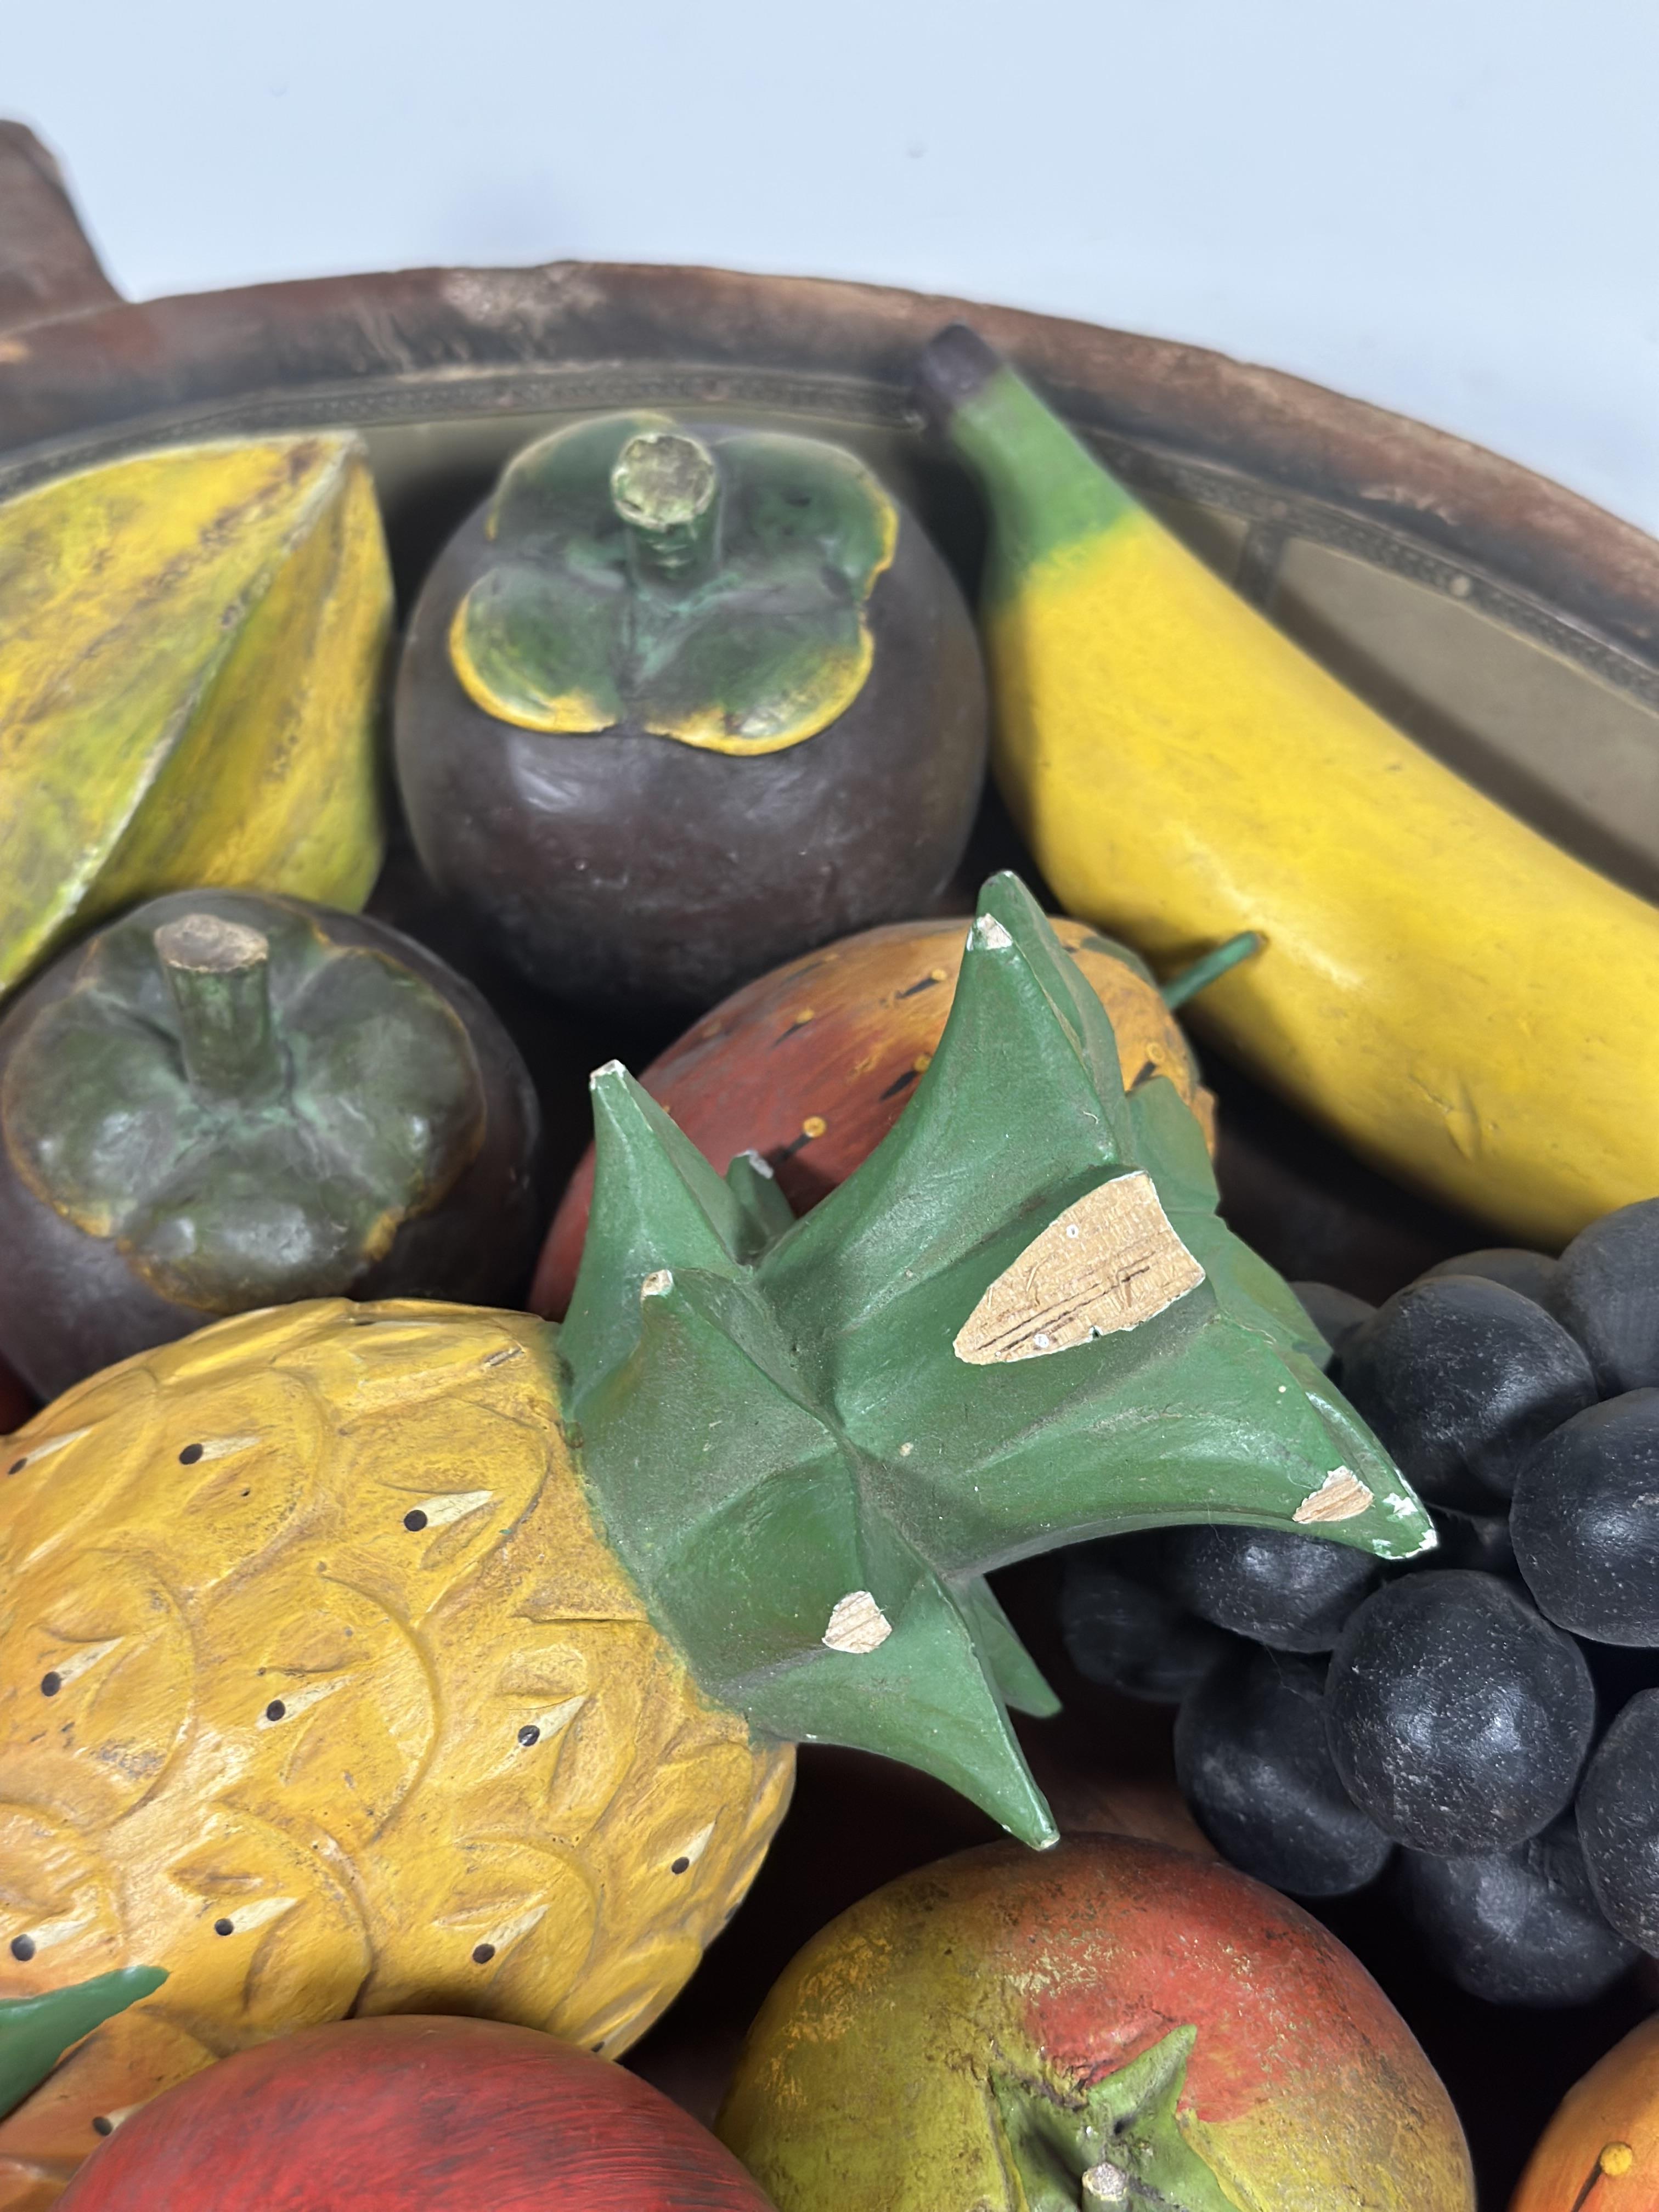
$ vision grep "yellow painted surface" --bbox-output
[0,438,391,1001]
[989,512,1659,1246]
[0,1302,793,2209]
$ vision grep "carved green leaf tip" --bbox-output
[992,2026,1235,2210]
[0,1967,167,2121]
[561,873,1432,1847]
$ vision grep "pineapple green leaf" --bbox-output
[562,874,1432,1847]
[1,1967,167,2121]
[961,1575,1062,1719]
[724,1146,797,1243]
[560,1061,760,1389]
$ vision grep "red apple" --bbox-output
[533,913,1214,1318]
[718,1833,1474,2212]
[58,2015,776,2210]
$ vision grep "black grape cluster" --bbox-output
[1060,1197,1659,2008]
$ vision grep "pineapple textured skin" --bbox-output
[0,1299,794,2209]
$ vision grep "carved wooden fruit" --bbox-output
[0,437,391,1002]
[717,1833,1475,2212]
[532,913,1216,1319]
[0,878,1429,2204]
[0,890,543,1400]
[55,2016,777,2209]
[1509,2015,1659,2211]
[393,413,988,1014]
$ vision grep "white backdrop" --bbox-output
[10,0,1657,534]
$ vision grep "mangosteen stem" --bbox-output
[610,429,720,588]
[1160,930,1263,1011]
[154,913,283,1098]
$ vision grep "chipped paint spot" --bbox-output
[641,1269,674,1299]
[739,1149,775,1180]
[1292,1468,1375,1523]
[1083,2165,1130,2204]
[822,1590,892,1655]
[955,1172,1204,1364]
[970,914,1013,951]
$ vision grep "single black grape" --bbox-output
[1512,1391,1659,1645]
[1577,1688,1659,1951]
[1175,1646,1392,1895]
[1289,1281,1375,1360]
[1426,1504,1517,1579]
[1395,1821,1637,2006]
[1423,1247,1557,1305]
[1059,1541,1239,1703]
[1547,1198,1659,1395]
[1324,1570,1596,1853]
[1339,1275,1597,1504]
[1159,1523,1380,1652]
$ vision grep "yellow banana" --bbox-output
[917,324,1659,1249]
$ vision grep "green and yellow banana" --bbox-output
[917,325,1659,1249]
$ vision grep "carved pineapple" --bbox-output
[0,878,1432,2205]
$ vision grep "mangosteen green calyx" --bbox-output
[394,411,989,1013]
[0,890,541,1397]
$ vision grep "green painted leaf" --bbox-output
[992,2026,1237,2210]
[0,1967,166,2121]
[563,874,1433,1844]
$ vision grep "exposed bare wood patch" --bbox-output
[953,1171,1204,1365]
[1082,2164,1131,2204]
[1293,1467,1375,1523]
[822,1589,892,1654]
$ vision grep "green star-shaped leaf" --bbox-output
[991,2027,1237,2211]
[562,873,1433,1842]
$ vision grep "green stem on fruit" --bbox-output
[610,429,720,589]
[155,913,284,1098]
[1160,932,1263,1010]
[990,2029,1234,2212]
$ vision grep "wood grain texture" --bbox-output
[953,1172,1205,1365]
[54,2015,777,2209]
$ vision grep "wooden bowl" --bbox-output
[5,121,1657,2207]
